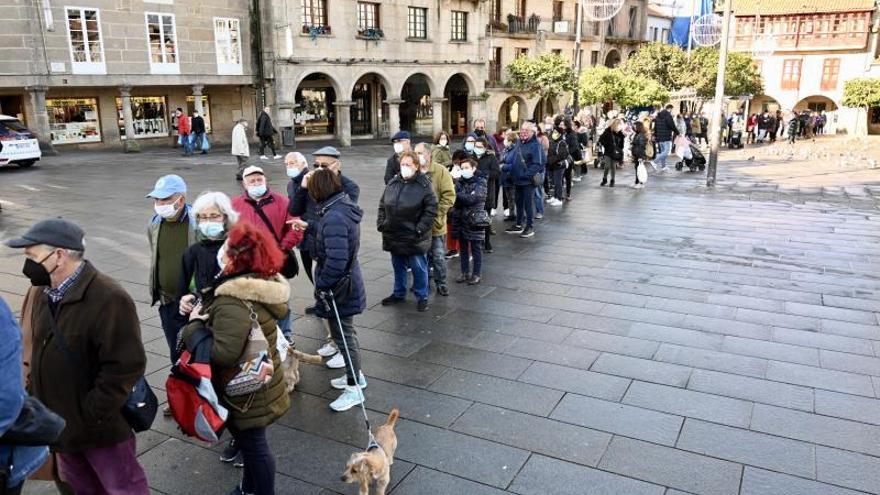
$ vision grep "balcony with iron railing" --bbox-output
[487,61,505,88]
[486,13,541,38]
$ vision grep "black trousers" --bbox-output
[564,166,573,198]
[230,426,275,495]
[258,136,276,156]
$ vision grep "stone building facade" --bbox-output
[0,0,257,153]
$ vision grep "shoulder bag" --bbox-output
[47,310,157,433]
[249,202,299,279]
[224,300,274,400]
[517,146,543,187]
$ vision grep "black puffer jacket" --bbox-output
[563,129,582,162]
[377,173,438,256]
[384,153,400,185]
[474,151,500,209]
[451,175,488,242]
[653,109,678,142]
[598,128,625,162]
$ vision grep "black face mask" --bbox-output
[474,129,485,136]
[23,252,57,287]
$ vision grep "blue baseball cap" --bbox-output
[390,131,411,142]
[146,174,187,199]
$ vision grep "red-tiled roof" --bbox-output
[728,0,874,15]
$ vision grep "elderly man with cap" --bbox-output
[384,130,411,185]
[232,165,304,341]
[146,174,196,366]
[288,147,361,365]
[6,219,149,495]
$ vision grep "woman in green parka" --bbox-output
[183,221,290,495]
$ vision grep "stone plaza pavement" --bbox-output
[1,141,880,495]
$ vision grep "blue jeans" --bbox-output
[276,305,293,340]
[551,168,564,200]
[533,184,544,214]
[460,239,483,277]
[428,235,447,287]
[515,185,535,228]
[655,140,673,168]
[391,253,429,301]
[182,133,194,155]
[229,426,275,495]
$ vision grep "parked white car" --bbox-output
[0,114,41,168]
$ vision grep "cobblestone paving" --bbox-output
[2,141,879,495]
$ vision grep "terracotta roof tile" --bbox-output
[729,0,874,16]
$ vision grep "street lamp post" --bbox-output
[573,0,584,112]
[706,0,733,187]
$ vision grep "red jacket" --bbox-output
[232,191,303,251]
[177,114,191,135]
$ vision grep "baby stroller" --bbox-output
[728,120,744,149]
[683,144,706,172]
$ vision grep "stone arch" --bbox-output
[399,71,438,100]
[400,72,434,135]
[444,73,472,136]
[350,71,393,137]
[293,71,342,137]
[794,94,839,112]
[604,50,621,68]
[533,97,557,122]
[498,95,529,129]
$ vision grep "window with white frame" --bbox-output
[66,8,106,75]
[145,13,179,74]
[214,18,243,75]
[408,7,427,39]
[451,11,467,41]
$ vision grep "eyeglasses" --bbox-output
[197,214,224,222]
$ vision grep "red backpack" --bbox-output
[166,328,228,442]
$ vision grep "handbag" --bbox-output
[516,146,543,187]
[249,202,299,279]
[224,301,274,398]
[465,208,491,229]
[0,396,65,446]
[47,311,157,433]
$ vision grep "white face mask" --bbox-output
[418,155,427,166]
[393,143,404,154]
[439,139,448,147]
[286,166,303,178]
[450,166,462,179]
[400,166,415,179]
[154,200,179,219]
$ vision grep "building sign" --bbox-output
[46,97,102,144]
[115,96,169,139]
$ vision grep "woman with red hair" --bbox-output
[182,221,290,495]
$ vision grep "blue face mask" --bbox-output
[474,147,486,157]
[286,167,303,178]
[465,142,475,152]
[461,169,474,179]
[247,184,267,199]
[199,221,225,239]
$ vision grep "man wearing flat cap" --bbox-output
[6,219,149,494]
[384,131,411,185]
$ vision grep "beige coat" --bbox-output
[231,123,249,157]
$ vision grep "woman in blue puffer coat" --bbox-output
[0,296,50,495]
[308,168,368,413]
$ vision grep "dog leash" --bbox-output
[327,290,378,450]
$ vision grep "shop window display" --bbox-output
[294,87,336,135]
[116,96,168,139]
[47,98,102,144]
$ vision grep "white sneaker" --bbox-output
[551,198,563,206]
[331,372,367,390]
[503,208,510,217]
[329,385,364,412]
[490,208,497,216]
[325,353,346,369]
[649,161,658,171]
[317,342,338,358]
[273,155,282,159]
[259,155,268,160]
[572,176,582,182]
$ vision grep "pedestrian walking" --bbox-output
[177,108,193,156]
[256,107,281,160]
[452,158,488,285]
[691,114,703,146]
[232,119,250,172]
[6,219,150,495]
[191,111,208,154]
[631,121,649,188]
[414,143,455,296]
[384,131,411,184]
[146,174,196,365]
[560,117,581,199]
[307,168,369,412]
[181,222,290,495]
[652,104,677,171]
[232,165,304,342]
[503,121,544,238]
[599,118,625,187]
[378,151,438,312]
[0,296,51,495]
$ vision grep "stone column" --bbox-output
[119,86,140,153]
[430,97,446,136]
[333,100,355,147]
[469,95,489,130]
[192,84,205,115]
[25,86,56,156]
[385,98,404,137]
